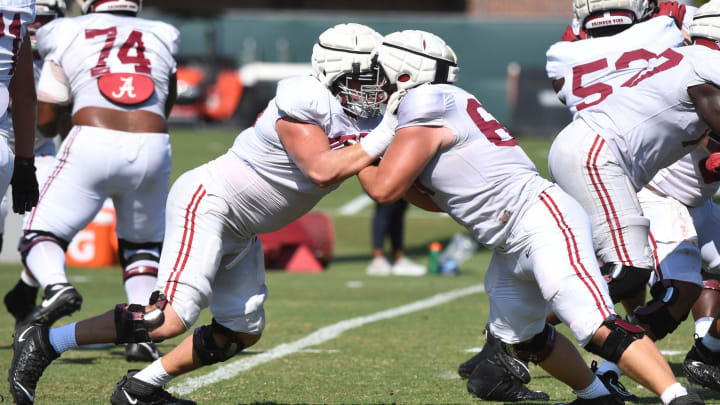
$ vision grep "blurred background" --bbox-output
[75,0,704,136]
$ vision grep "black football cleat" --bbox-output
[458,348,489,379]
[668,392,705,405]
[22,283,82,327]
[125,342,162,362]
[683,338,720,392]
[110,370,196,405]
[558,394,625,405]
[591,360,638,402]
[8,323,59,405]
[467,356,549,402]
[4,279,38,326]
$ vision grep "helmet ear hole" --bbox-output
[398,74,411,83]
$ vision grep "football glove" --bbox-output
[10,155,39,214]
[561,25,587,42]
[653,1,686,29]
[699,152,720,184]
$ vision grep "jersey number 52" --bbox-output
[572,48,683,111]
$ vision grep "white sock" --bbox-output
[660,383,687,405]
[25,241,68,288]
[595,360,622,377]
[574,376,611,399]
[695,317,714,338]
[20,270,39,287]
[124,275,157,305]
[49,323,78,354]
[134,359,174,386]
[702,333,720,352]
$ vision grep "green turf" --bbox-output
[0,129,717,404]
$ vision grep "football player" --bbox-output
[3,0,68,329]
[545,0,707,398]
[0,1,40,227]
[549,0,720,396]
[360,29,702,405]
[8,22,400,405]
[10,0,179,366]
[546,0,720,401]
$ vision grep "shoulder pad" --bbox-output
[147,20,181,55]
[397,84,446,128]
[36,17,77,61]
[275,75,331,124]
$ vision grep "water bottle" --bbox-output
[428,241,442,275]
[438,233,478,275]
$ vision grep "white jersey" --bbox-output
[650,151,720,207]
[36,13,179,117]
[576,45,720,191]
[229,75,378,233]
[546,16,684,117]
[0,1,34,139]
[397,83,551,250]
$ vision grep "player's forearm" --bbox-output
[357,165,407,204]
[404,184,443,212]
[305,144,376,188]
[12,100,36,158]
[10,36,36,158]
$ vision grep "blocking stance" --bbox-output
[9,23,401,405]
[359,29,701,405]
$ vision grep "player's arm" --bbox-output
[403,182,443,212]
[689,83,720,135]
[358,125,452,204]
[277,117,379,188]
[10,34,36,159]
[165,72,177,118]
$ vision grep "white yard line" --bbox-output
[169,283,485,395]
[337,194,373,215]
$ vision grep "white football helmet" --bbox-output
[574,0,652,30]
[311,23,385,119]
[30,0,66,52]
[690,0,720,43]
[76,0,142,15]
[374,30,458,93]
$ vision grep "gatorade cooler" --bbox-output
[66,200,119,267]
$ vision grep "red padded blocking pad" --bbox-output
[257,212,334,272]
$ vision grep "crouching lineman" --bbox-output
[359,30,702,404]
[9,0,179,364]
[8,23,401,405]
[547,0,720,400]
[544,0,709,398]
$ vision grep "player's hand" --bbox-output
[653,1,686,29]
[10,156,39,214]
[699,152,720,184]
[360,90,407,158]
[561,25,587,42]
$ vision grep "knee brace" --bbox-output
[585,315,644,363]
[503,324,557,364]
[114,291,167,344]
[703,279,720,293]
[19,230,69,266]
[192,318,246,365]
[634,280,684,340]
[118,239,161,282]
[601,263,651,302]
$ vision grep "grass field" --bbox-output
[0,129,718,404]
